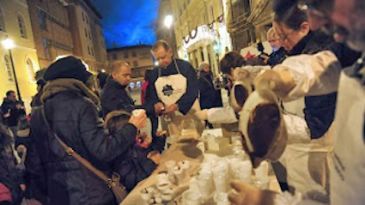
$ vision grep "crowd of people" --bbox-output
[0,0,364,204]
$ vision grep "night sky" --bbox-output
[92,0,160,48]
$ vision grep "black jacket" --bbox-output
[25,79,137,205]
[288,31,360,139]
[1,98,26,127]
[101,77,135,117]
[198,71,223,109]
[268,47,287,66]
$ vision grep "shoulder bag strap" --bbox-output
[40,106,116,187]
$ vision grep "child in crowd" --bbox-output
[104,110,160,191]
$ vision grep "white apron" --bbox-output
[279,100,334,202]
[330,70,365,205]
[154,60,203,142]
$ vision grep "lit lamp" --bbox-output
[2,38,22,102]
[163,15,173,29]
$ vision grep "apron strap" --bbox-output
[158,59,181,78]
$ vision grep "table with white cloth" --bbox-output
[121,131,281,205]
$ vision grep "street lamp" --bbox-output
[2,38,22,102]
[163,15,173,29]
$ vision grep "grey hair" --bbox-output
[198,62,210,71]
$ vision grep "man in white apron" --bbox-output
[228,0,365,204]
[145,40,201,143]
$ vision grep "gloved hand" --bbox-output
[254,69,295,99]
[232,68,250,81]
[228,180,277,205]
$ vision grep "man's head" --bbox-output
[199,62,210,73]
[331,0,365,51]
[152,40,173,68]
[273,0,310,51]
[267,28,282,51]
[110,61,132,86]
[6,90,16,102]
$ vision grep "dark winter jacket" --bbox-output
[288,31,360,139]
[1,98,26,127]
[198,71,223,110]
[268,47,287,66]
[101,77,136,117]
[25,79,138,205]
[0,124,23,204]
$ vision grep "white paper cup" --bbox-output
[178,160,190,170]
[214,192,230,205]
[254,161,269,179]
[182,190,201,205]
[172,165,185,184]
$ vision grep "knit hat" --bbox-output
[44,56,92,84]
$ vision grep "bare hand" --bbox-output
[20,184,26,191]
[3,112,10,118]
[163,103,178,114]
[147,151,161,164]
[16,104,24,109]
[254,69,295,99]
[232,68,250,81]
[228,180,277,205]
[136,132,152,148]
[154,102,165,115]
[128,113,147,129]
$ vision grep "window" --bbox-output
[243,0,251,14]
[26,59,35,81]
[124,52,129,58]
[132,51,137,57]
[18,15,27,38]
[84,28,88,38]
[4,55,13,81]
[133,60,138,67]
[38,10,47,30]
[0,6,5,31]
[82,12,85,21]
[42,38,50,59]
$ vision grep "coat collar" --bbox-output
[288,31,314,56]
[41,78,100,105]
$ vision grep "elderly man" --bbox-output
[145,40,201,140]
[146,40,198,116]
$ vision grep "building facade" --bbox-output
[107,45,153,80]
[68,0,107,72]
[28,0,107,72]
[27,0,73,69]
[170,0,232,75]
[226,0,273,52]
[107,45,154,104]
[0,0,40,110]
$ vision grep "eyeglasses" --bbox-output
[277,29,296,41]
